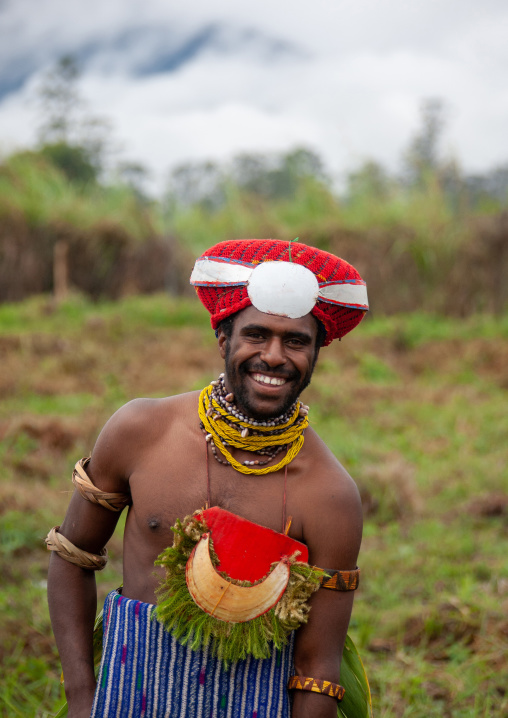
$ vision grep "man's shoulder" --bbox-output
[91,391,200,471]
[296,428,363,566]
[296,427,362,513]
[302,427,353,481]
[112,391,200,426]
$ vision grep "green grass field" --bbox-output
[0,294,507,717]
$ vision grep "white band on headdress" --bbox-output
[189,257,253,286]
[318,281,369,309]
[190,257,369,318]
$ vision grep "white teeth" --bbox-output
[253,373,286,386]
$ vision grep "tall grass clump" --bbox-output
[0,151,191,302]
[0,151,155,239]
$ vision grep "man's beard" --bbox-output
[224,346,315,421]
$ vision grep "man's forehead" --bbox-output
[233,306,318,336]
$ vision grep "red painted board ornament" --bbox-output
[198,507,308,583]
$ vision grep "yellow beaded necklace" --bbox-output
[198,377,309,475]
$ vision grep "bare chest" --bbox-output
[127,439,305,549]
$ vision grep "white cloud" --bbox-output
[1,0,508,192]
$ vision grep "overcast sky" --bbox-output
[1,0,507,193]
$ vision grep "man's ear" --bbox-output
[217,329,227,359]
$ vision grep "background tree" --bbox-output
[167,160,225,209]
[166,146,329,211]
[35,55,112,184]
[346,160,391,202]
[116,161,152,203]
[231,147,327,200]
[37,55,81,145]
[402,97,447,187]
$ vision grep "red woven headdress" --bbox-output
[190,239,368,345]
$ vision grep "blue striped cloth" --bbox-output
[90,590,295,718]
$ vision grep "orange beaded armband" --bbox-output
[287,675,345,701]
[319,567,360,591]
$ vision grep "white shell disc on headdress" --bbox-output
[247,261,320,318]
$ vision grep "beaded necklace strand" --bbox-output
[198,374,309,475]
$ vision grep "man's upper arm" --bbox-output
[293,467,363,677]
[57,399,146,554]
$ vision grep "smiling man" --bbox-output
[219,307,319,418]
[47,239,369,718]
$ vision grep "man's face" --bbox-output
[217,306,320,420]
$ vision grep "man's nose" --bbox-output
[260,338,286,366]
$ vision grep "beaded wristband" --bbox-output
[287,675,345,701]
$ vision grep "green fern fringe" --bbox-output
[154,512,324,663]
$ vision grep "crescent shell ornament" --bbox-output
[186,533,291,622]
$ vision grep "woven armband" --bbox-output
[288,675,345,701]
[45,526,108,571]
[318,567,360,591]
[72,457,130,512]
